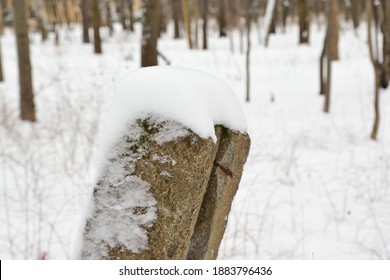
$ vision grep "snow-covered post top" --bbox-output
[79,66,250,260]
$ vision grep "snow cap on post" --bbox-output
[79,66,250,260]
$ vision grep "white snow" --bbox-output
[99,66,247,164]
[1,21,390,260]
[80,65,247,258]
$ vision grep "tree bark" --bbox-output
[92,0,102,54]
[119,0,127,30]
[182,0,193,49]
[141,0,158,67]
[82,0,90,43]
[380,0,390,88]
[0,38,3,82]
[193,0,200,49]
[323,0,333,113]
[218,0,227,37]
[245,0,253,102]
[264,0,277,47]
[128,0,135,31]
[13,0,36,121]
[298,0,310,44]
[0,6,3,82]
[367,1,380,140]
[351,0,360,30]
[202,0,208,49]
[330,0,339,60]
[106,0,114,36]
[171,0,181,39]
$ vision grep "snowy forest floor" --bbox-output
[0,21,390,259]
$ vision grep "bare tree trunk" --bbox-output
[202,0,208,49]
[106,0,114,36]
[323,0,334,113]
[92,0,102,54]
[128,0,135,31]
[141,0,158,67]
[245,0,253,102]
[0,5,3,35]
[182,0,193,49]
[264,0,277,47]
[319,32,327,95]
[367,0,382,140]
[218,0,227,37]
[171,0,181,39]
[237,0,244,54]
[281,0,289,33]
[0,37,3,82]
[380,0,390,88]
[82,0,90,43]
[13,0,36,121]
[193,0,200,49]
[331,0,339,60]
[119,0,127,30]
[298,0,310,43]
[351,0,360,29]
[32,0,48,41]
[49,1,60,45]
[0,5,3,82]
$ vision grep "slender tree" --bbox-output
[0,36,3,82]
[351,0,360,30]
[202,0,208,49]
[193,0,200,49]
[141,0,158,67]
[298,0,310,44]
[367,0,389,140]
[0,38,3,83]
[0,5,3,82]
[171,0,181,39]
[106,0,114,36]
[367,0,380,140]
[82,0,90,43]
[264,0,277,47]
[218,0,227,37]
[128,0,135,31]
[13,0,36,121]
[330,0,339,60]
[92,0,102,54]
[245,0,254,102]
[322,0,334,113]
[380,0,390,88]
[182,0,193,49]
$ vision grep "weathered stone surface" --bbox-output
[80,117,250,260]
[81,117,219,259]
[187,126,251,260]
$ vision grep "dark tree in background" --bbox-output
[182,0,193,49]
[351,0,360,30]
[322,0,334,114]
[218,0,227,37]
[171,0,181,39]
[82,0,90,43]
[92,0,102,54]
[13,0,36,121]
[244,0,254,102]
[298,0,310,44]
[381,0,390,89]
[0,5,3,82]
[202,0,208,49]
[141,0,159,67]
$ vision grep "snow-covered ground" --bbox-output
[0,21,389,259]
